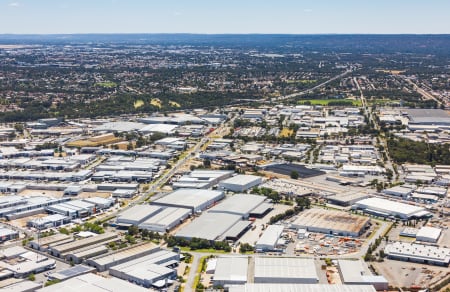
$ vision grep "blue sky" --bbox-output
[1,0,449,34]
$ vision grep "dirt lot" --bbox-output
[19,189,63,198]
[374,259,449,289]
[8,213,48,228]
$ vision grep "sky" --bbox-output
[0,0,449,34]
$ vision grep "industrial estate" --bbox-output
[0,34,448,292]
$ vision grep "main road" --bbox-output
[272,67,355,102]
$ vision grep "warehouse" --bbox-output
[385,241,450,266]
[338,260,388,290]
[406,109,450,126]
[326,192,370,206]
[262,163,325,178]
[65,245,109,264]
[254,257,319,284]
[47,265,96,282]
[208,194,266,218]
[109,250,179,288]
[152,189,224,213]
[0,227,19,242]
[172,169,234,189]
[352,197,432,220]
[175,212,243,241]
[213,256,248,286]
[383,185,414,198]
[27,214,70,230]
[48,232,118,257]
[86,242,160,272]
[46,200,95,219]
[82,197,115,210]
[0,249,56,278]
[255,225,284,252]
[219,174,263,192]
[291,208,370,237]
[228,283,376,292]
[1,280,42,292]
[28,233,72,251]
[116,205,163,227]
[138,207,191,233]
[415,226,442,243]
[36,273,148,292]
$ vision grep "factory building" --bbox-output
[254,257,319,284]
[291,208,370,237]
[208,194,267,219]
[138,207,191,233]
[352,197,432,220]
[255,225,284,252]
[338,260,389,290]
[415,226,442,243]
[86,242,160,272]
[46,200,96,219]
[326,192,370,206]
[65,245,109,264]
[385,241,450,266]
[48,232,118,258]
[172,169,234,189]
[47,265,96,282]
[0,227,19,242]
[1,280,42,292]
[109,249,179,288]
[28,233,72,251]
[36,273,148,292]
[27,214,70,230]
[228,284,376,292]
[152,189,224,213]
[116,205,163,227]
[219,174,263,192]
[213,256,249,286]
[0,247,56,278]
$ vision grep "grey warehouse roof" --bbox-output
[208,194,266,216]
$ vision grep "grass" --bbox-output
[192,256,209,290]
[169,100,181,107]
[298,99,362,106]
[96,81,117,88]
[179,246,229,254]
[66,136,122,147]
[134,100,144,108]
[150,98,162,108]
[279,128,294,138]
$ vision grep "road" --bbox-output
[399,75,443,107]
[273,67,354,102]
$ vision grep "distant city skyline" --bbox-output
[0,0,449,34]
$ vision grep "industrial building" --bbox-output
[326,192,370,206]
[36,273,148,292]
[0,227,19,242]
[108,249,179,288]
[28,233,72,251]
[116,205,163,227]
[138,207,191,233]
[0,247,56,278]
[213,256,249,286]
[86,242,160,272]
[254,257,319,284]
[338,260,388,290]
[352,197,432,220]
[255,225,284,252]
[47,265,96,281]
[172,169,234,189]
[1,280,42,292]
[291,208,370,237]
[27,214,70,230]
[228,284,376,292]
[46,200,96,219]
[384,241,450,266]
[65,245,109,264]
[219,174,263,192]
[152,189,224,213]
[415,226,442,243]
[48,232,118,258]
[208,194,267,218]
[175,212,246,241]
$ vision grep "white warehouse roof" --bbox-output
[254,257,318,283]
[229,284,376,292]
[152,189,224,212]
[353,197,430,219]
[208,194,266,217]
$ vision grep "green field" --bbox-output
[96,81,117,88]
[298,99,362,106]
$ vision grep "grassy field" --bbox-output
[150,98,162,108]
[66,136,122,147]
[134,100,144,108]
[95,81,117,88]
[279,128,294,137]
[298,99,362,106]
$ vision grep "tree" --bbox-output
[290,171,299,179]
[128,225,139,236]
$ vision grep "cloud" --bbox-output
[9,2,20,7]
[303,8,313,13]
